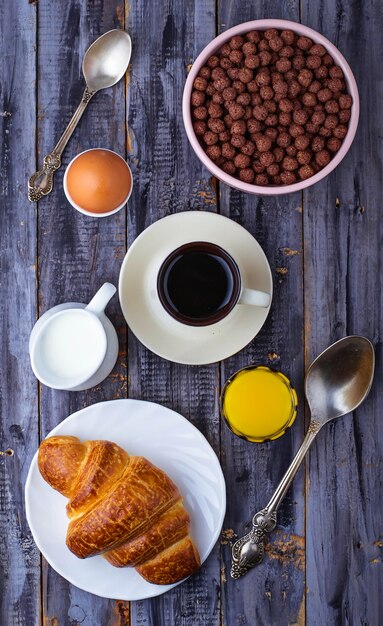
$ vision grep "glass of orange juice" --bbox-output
[220,365,298,443]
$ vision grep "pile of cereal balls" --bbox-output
[191,28,353,186]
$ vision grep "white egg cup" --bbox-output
[29,283,119,391]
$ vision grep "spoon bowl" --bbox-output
[305,336,375,425]
[83,29,132,92]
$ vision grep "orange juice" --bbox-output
[220,366,297,442]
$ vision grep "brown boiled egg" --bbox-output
[65,149,132,214]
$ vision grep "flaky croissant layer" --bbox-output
[38,436,201,585]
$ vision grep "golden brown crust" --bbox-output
[67,440,128,518]
[136,536,201,585]
[66,456,180,558]
[38,435,201,585]
[104,499,190,567]
[38,436,86,497]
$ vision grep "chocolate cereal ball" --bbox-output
[296,36,313,51]
[231,134,246,148]
[267,163,280,176]
[255,173,270,185]
[193,76,207,91]
[297,149,312,165]
[191,90,205,106]
[280,170,297,184]
[338,109,351,124]
[230,35,245,50]
[306,55,321,70]
[193,106,208,120]
[239,167,255,183]
[339,94,353,109]
[309,43,326,57]
[199,66,211,79]
[281,30,295,45]
[333,125,348,139]
[244,54,261,70]
[295,134,310,150]
[206,145,221,161]
[327,136,342,152]
[241,140,256,156]
[229,49,243,64]
[298,164,315,179]
[315,149,331,167]
[231,119,247,135]
[193,121,207,136]
[203,131,218,145]
[208,117,225,133]
[243,41,257,56]
[259,151,275,167]
[222,142,236,159]
[234,153,251,169]
[255,134,273,152]
[208,103,223,118]
[311,136,325,152]
[283,156,299,171]
[222,160,236,175]
[246,30,261,43]
[207,56,220,68]
[228,103,245,120]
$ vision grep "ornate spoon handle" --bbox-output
[231,419,321,579]
[28,87,95,202]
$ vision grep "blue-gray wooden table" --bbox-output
[1,1,382,625]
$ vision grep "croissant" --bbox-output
[38,435,201,585]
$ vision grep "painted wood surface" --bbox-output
[0,2,40,625]
[0,1,381,625]
[301,2,383,624]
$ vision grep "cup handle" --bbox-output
[238,288,270,308]
[85,283,117,316]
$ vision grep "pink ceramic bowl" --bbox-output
[182,19,359,195]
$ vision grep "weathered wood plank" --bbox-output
[37,1,128,623]
[126,1,220,625]
[302,1,383,624]
[0,2,40,625]
[217,3,306,626]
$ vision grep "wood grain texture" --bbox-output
[216,3,306,626]
[126,1,221,625]
[1,0,382,624]
[36,1,128,624]
[301,1,383,624]
[0,2,40,625]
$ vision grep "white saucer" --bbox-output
[25,399,226,600]
[29,303,119,391]
[119,212,272,364]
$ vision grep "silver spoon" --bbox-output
[28,29,132,202]
[231,335,375,579]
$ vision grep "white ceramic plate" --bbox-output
[25,399,226,600]
[119,211,273,364]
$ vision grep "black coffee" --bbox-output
[157,242,241,326]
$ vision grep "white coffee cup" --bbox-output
[30,283,116,390]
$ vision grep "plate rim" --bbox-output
[25,398,226,601]
[119,211,273,364]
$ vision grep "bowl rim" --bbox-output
[182,18,360,196]
[63,147,133,217]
